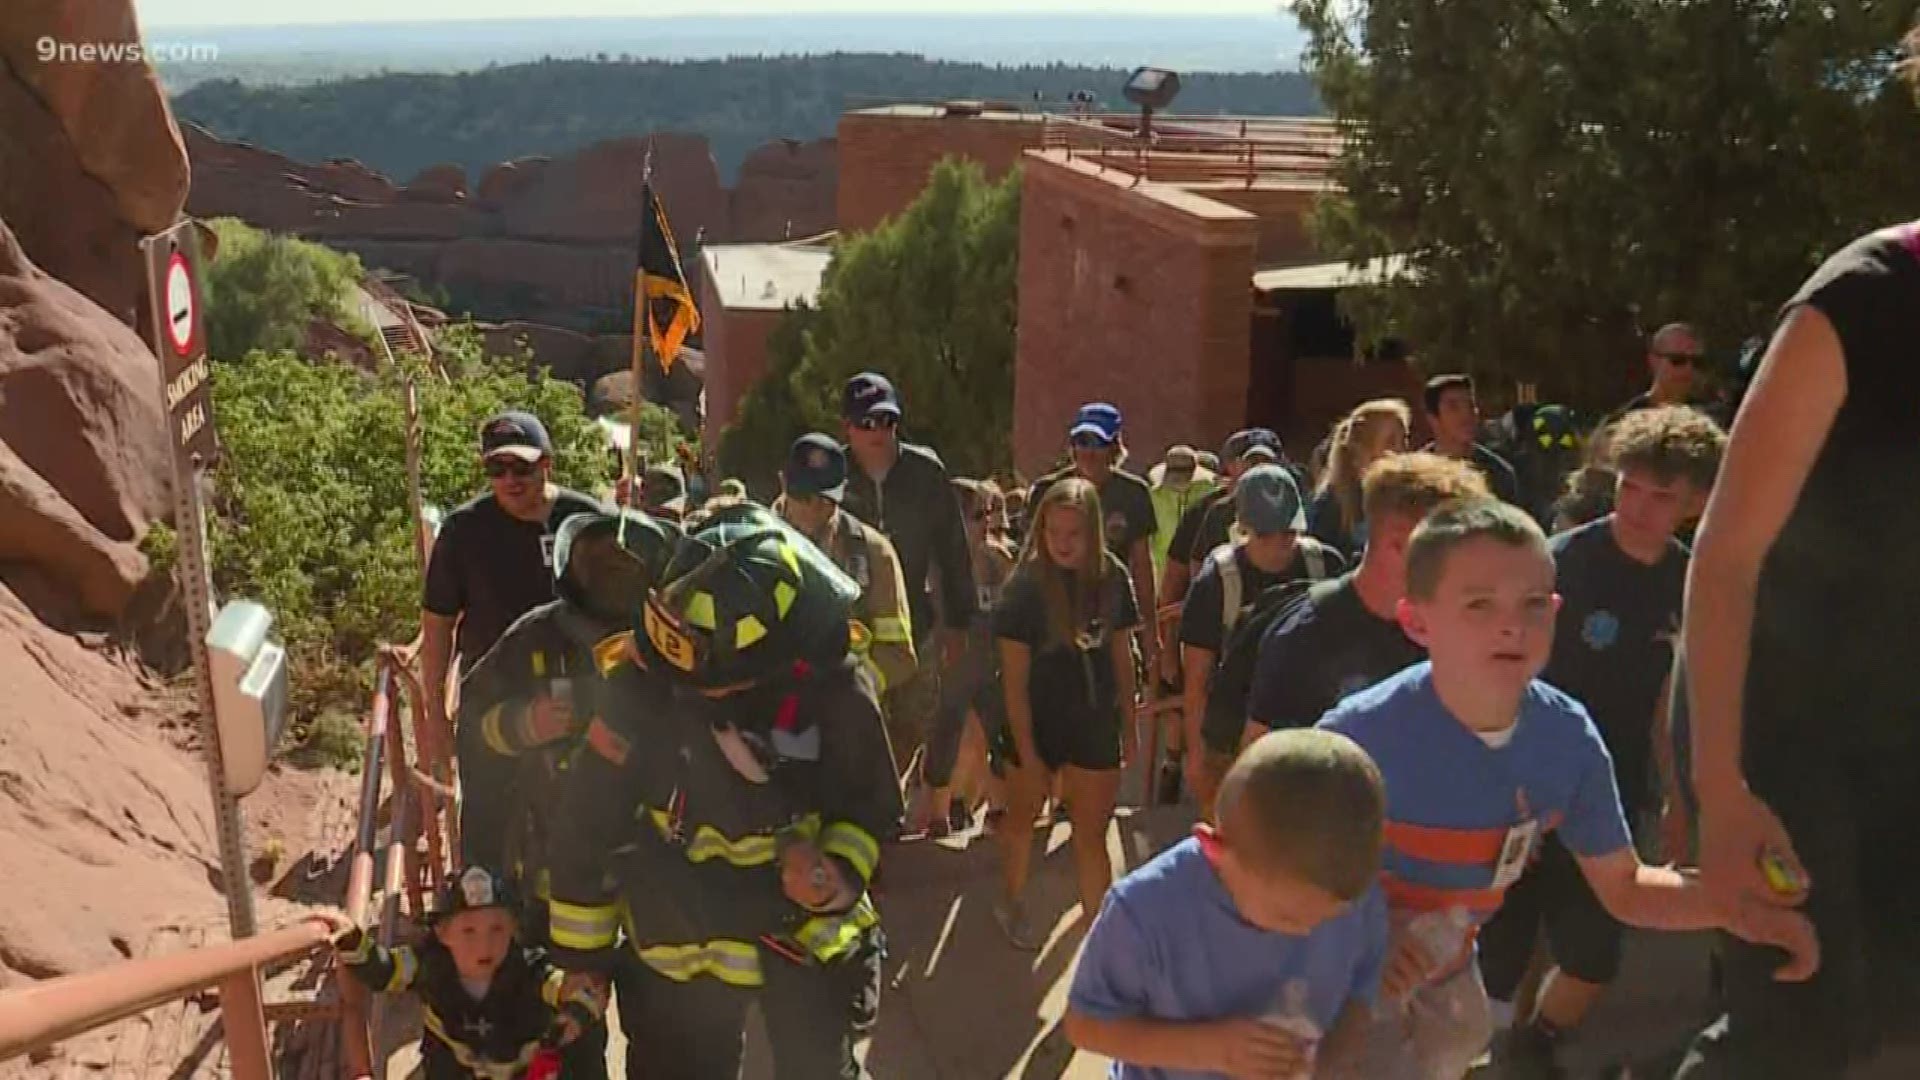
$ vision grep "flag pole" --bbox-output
[626,138,655,505]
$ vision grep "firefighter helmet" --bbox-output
[436,865,517,921]
[635,501,859,690]
[552,509,680,623]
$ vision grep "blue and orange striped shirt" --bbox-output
[1317,663,1630,924]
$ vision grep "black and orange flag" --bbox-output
[633,172,699,376]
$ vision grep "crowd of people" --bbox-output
[314,207,1919,1080]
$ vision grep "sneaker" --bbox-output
[993,897,1043,951]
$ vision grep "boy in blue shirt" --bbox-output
[1316,500,1817,1077]
[1065,728,1390,1079]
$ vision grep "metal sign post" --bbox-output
[141,221,255,939]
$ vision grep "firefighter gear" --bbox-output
[775,494,918,692]
[455,509,678,893]
[544,503,902,1079]
[334,868,604,1080]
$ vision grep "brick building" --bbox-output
[696,238,834,440]
[702,103,1419,476]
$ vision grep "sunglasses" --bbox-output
[1658,352,1703,367]
[484,458,539,479]
[852,415,897,432]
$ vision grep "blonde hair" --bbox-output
[1018,477,1113,648]
[1359,452,1489,528]
[1317,399,1413,533]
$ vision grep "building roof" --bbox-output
[700,241,835,312]
[1251,255,1406,293]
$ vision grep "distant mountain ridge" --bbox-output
[153,14,1310,88]
[172,51,1321,185]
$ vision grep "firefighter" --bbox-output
[543,502,902,1080]
[774,432,917,695]
[328,866,603,1080]
[456,508,680,906]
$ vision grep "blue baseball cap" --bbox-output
[783,433,848,502]
[1069,402,1123,445]
[1235,463,1307,535]
[842,372,902,421]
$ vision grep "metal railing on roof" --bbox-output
[1039,113,1341,188]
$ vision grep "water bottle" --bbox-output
[1259,978,1321,1080]
[1405,906,1472,975]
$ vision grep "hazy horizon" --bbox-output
[140,0,1284,26]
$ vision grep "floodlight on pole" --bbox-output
[1122,66,1181,138]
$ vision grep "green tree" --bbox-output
[207,324,613,723]
[721,158,1021,485]
[1293,0,1920,406]
[201,217,370,360]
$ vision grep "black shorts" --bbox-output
[999,709,1123,773]
[1477,834,1623,998]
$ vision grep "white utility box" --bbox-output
[206,600,289,796]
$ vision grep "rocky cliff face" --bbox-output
[183,123,838,331]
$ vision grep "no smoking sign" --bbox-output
[143,224,217,463]
[164,251,197,356]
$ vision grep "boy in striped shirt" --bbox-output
[1316,500,1815,1077]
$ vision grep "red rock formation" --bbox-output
[0,217,170,622]
[184,126,840,329]
[0,3,191,325]
[731,137,839,242]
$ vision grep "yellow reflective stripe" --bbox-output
[795,896,878,962]
[541,967,564,1009]
[646,808,781,866]
[548,899,620,951]
[871,616,912,643]
[384,946,418,992]
[736,614,767,648]
[636,940,764,987]
[480,704,515,756]
[685,591,717,630]
[773,579,797,617]
[819,822,881,882]
[423,1009,539,1079]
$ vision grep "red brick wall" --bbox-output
[699,275,783,443]
[1204,186,1322,266]
[1014,153,1258,477]
[836,112,1048,235]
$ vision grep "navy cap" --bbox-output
[480,410,553,461]
[1222,427,1282,463]
[1069,402,1123,445]
[843,372,902,421]
[1235,463,1307,535]
[783,433,849,502]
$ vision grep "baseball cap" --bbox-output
[1164,445,1198,474]
[480,410,553,462]
[842,372,902,421]
[1068,402,1123,445]
[783,433,848,502]
[1222,427,1282,463]
[1235,463,1307,536]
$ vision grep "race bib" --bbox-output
[1491,819,1541,889]
[540,533,556,568]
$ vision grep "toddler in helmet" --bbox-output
[325,865,605,1080]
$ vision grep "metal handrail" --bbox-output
[0,918,332,1069]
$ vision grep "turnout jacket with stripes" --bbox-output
[543,652,903,975]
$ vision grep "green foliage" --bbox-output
[721,159,1020,487]
[173,54,1318,182]
[202,218,371,361]
[287,710,367,772]
[1293,0,1920,407]
[208,325,613,723]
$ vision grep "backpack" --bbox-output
[1208,538,1333,637]
[1201,573,1344,756]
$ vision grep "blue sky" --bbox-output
[141,0,1283,26]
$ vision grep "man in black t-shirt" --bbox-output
[421,410,603,866]
[1478,405,1724,1073]
[1687,221,1918,1077]
[1158,428,1284,638]
[1244,453,1489,747]
[1176,464,1344,809]
[1422,373,1523,507]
